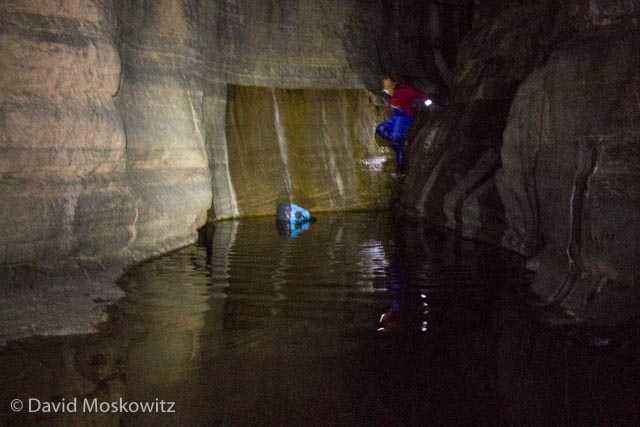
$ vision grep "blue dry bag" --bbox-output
[276,203,312,226]
[276,203,314,238]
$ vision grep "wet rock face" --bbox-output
[115,0,212,257]
[0,0,210,265]
[401,0,640,323]
[223,86,390,217]
[0,0,390,340]
[400,2,547,240]
[199,0,396,219]
[0,0,382,266]
[0,0,132,263]
[499,21,640,324]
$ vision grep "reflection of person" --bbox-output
[377,238,431,335]
[378,252,406,332]
[375,79,429,172]
[377,239,413,333]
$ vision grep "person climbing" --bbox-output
[375,78,430,172]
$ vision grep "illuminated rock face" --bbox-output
[115,0,212,258]
[0,0,392,341]
[222,86,389,218]
[0,1,133,263]
[0,0,384,266]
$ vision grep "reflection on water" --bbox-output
[275,219,310,238]
[1,212,639,426]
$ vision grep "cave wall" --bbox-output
[400,0,640,323]
[400,1,550,238]
[0,0,384,267]
[498,2,640,323]
[200,0,393,219]
[0,0,132,264]
[115,0,212,258]
[0,0,391,341]
[224,86,389,217]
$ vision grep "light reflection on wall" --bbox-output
[360,156,388,172]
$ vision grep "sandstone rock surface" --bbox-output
[499,25,640,324]
[224,86,389,217]
[400,0,640,324]
[0,0,395,342]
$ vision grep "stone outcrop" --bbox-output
[0,0,397,342]
[498,4,640,324]
[224,86,389,217]
[400,0,640,324]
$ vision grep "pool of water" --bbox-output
[1,212,639,426]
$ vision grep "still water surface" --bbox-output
[1,213,639,426]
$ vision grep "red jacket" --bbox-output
[390,85,429,116]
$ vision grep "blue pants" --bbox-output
[375,109,412,170]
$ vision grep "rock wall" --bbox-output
[0,0,130,264]
[498,2,640,323]
[115,0,212,257]
[200,0,397,219]
[223,86,389,218]
[400,0,640,324]
[0,0,396,341]
[399,1,550,240]
[342,0,471,96]
[0,0,385,267]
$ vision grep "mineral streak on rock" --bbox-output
[225,86,390,217]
